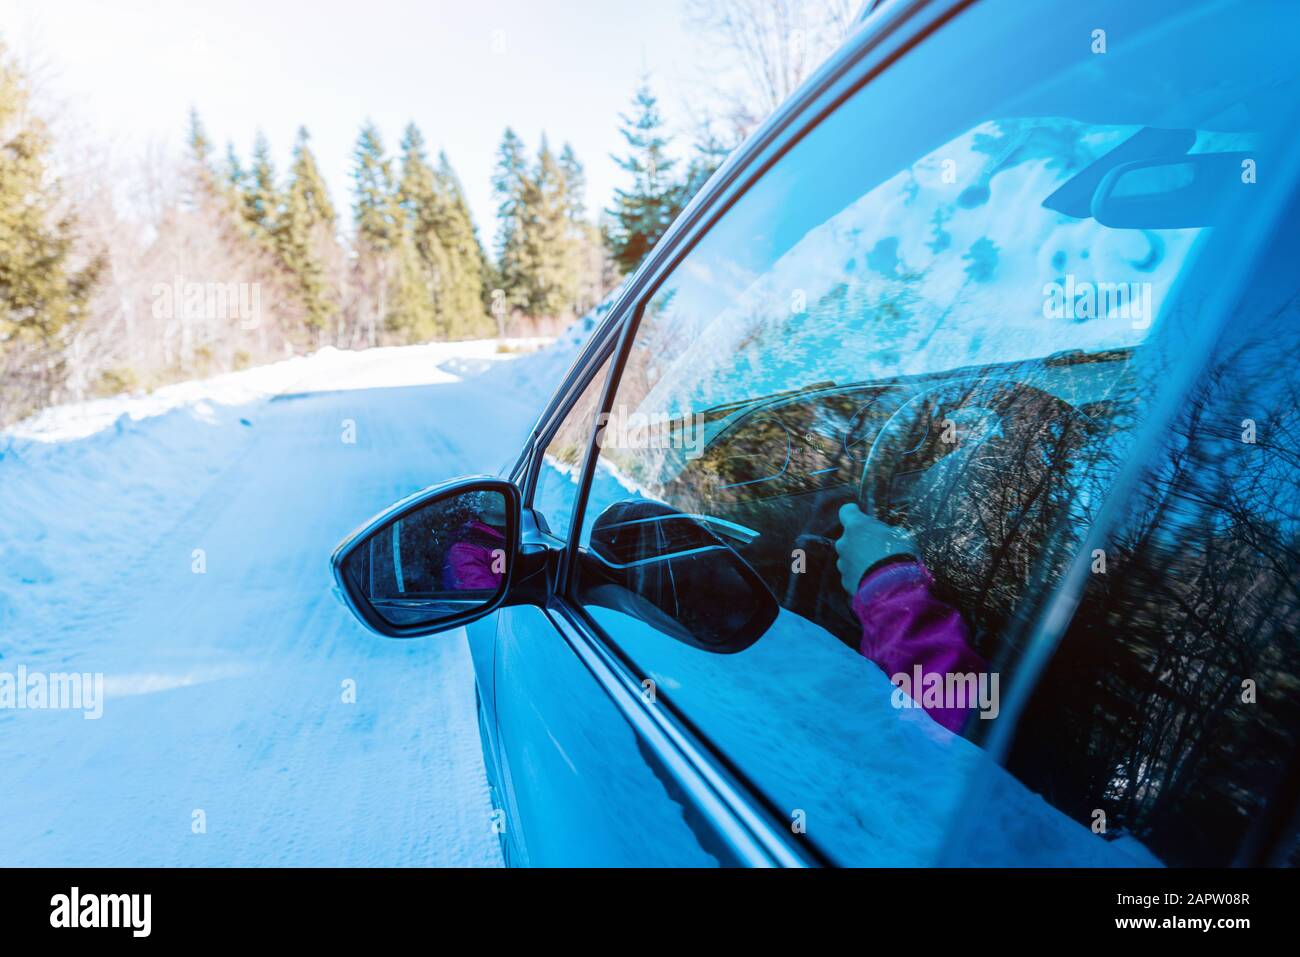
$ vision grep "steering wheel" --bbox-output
[786,376,1094,641]
[857,378,1090,520]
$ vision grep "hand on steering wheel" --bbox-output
[834,502,917,595]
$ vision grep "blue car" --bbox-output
[333,0,1300,866]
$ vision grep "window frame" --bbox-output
[522,328,621,540]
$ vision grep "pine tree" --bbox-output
[606,79,682,275]
[352,122,401,251]
[385,223,437,341]
[557,143,609,315]
[0,41,100,421]
[213,140,250,217]
[395,122,445,338]
[242,130,280,237]
[286,127,335,229]
[278,126,339,338]
[682,123,732,203]
[183,108,219,212]
[435,152,493,337]
[491,127,530,323]
[491,130,593,324]
[558,142,586,223]
[223,142,244,193]
[521,137,580,319]
[350,123,401,345]
[187,107,213,173]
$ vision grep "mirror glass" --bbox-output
[341,487,510,630]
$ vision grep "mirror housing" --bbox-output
[331,476,521,638]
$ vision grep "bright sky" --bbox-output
[0,0,706,244]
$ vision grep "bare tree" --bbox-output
[685,0,857,138]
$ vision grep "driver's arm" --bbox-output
[835,504,986,733]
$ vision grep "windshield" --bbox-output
[622,0,1292,429]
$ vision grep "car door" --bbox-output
[543,0,1299,867]
[491,333,744,866]
[487,0,1300,867]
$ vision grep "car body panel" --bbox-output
[492,604,731,865]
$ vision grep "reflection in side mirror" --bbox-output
[331,477,519,637]
[1091,152,1253,229]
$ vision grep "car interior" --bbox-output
[656,346,1134,671]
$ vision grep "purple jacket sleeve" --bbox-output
[851,559,986,733]
[444,521,505,591]
[445,542,502,590]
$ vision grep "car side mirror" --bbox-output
[331,477,520,637]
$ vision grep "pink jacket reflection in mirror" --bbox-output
[443,520,506,591]
[851,558,987,733]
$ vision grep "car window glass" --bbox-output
[966,222,1300,867]
[532,355,611,540]
[573,0,1298,864]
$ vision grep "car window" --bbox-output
[532,355,612,539]
[572,0,1299,864]
[970,216,1300,867]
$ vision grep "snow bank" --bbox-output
[0,400,256,643]
[3,339,543,445]
[472,298,615,404]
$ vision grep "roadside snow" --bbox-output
[4,338,551,444]
[0,332,579,866]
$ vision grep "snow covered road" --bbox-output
[0,340,567,866]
